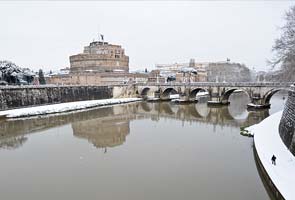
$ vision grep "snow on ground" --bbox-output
[0,98,142,118]
[233,89,243,93]
[196,91,209,96]
[146,96,160,101]
[247,103,267,108]
[207,100,220,103]
[247,111,295,200]
[170,94,179,99]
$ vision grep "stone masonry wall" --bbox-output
[279,84,295,156]
[0,85,113,111]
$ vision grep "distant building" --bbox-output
[69,40,129,73]
[206,62,251,82]
[155,59,208,82]
[156,59,252,83]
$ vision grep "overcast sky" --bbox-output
[0,1,293,72]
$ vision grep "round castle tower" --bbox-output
[69,40,129,73]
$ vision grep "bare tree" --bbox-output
[272,5,295,81]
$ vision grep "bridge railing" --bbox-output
[0,82,293,89]
[134,82,293,87]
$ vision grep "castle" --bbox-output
[70,40,129,73]
[47,38,148,85]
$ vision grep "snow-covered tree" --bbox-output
[272,5,295,81]
[0,61,35,85]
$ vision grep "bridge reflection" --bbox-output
[0,101,270,150]
[138,102,269,128]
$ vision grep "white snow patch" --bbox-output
[0,98,141,118]
[147,97,160,101]
[196,91,209,96]
[247,111,295,200]
[207,100,220,103]
[170,94,179,99]
[247,103,267,108]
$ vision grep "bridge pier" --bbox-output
[175,89,198,103]
[207,98,230,106]
[247,95,271,110]
[207,90,230,106]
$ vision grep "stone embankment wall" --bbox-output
[0,85,113,111]
[279,84,295,156]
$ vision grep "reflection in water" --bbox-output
[0,136,28,150]
[0,93,278,150]
[70,104,139,150]
[0,92,287,200]
[140,101,152,112]
[0,104,137,150]
[228,92,250,119]
[72,117,130,150]
[195,101,210,118]
[139,100,268,129]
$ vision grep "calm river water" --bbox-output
[0,92,287,200]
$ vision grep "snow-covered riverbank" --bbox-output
[0,98,142,118]
[247,111,295,200]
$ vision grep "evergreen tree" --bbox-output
[38,69,46,85]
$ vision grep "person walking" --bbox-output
[271,155,277,165]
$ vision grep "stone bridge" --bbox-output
[132,82,292,109]
[0,82,292,111]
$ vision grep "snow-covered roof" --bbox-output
[180,67,198,73]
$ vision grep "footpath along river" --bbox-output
[0,92,287,200]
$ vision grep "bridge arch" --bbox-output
[140,87,151,97]
[221,88,250,102]
[161,88,178,99]
[263,88,289,105]
[189,88,208,99]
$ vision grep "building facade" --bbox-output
[156,59,252,83]
[206,62,252,82]
[155,59,208,82]
[70,41,129,73]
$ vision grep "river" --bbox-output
[0,91,287,200]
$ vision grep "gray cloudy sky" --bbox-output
[0,1,293,71]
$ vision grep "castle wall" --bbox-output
[279,84,295,156]
[70,54,129,72]
[46,72,149,86]
[0,85,113,111]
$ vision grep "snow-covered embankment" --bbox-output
[246,111,295,200]
[0,98,142,118]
